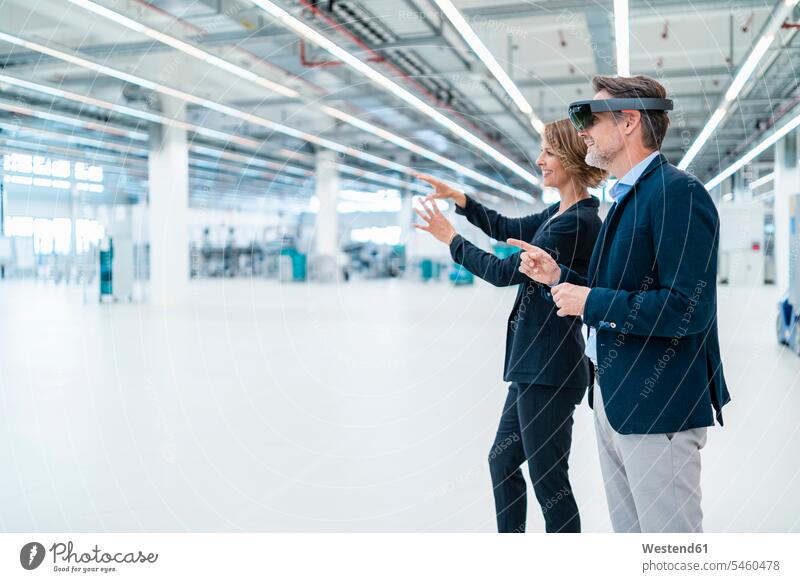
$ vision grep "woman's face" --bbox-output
[536,139,566,189]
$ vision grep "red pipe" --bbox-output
[299,39,342,66]
[134,0,528,173]
[299,40,384,67]
[715,90,800,172]
[132,0,328,96]
[296,0,520,158]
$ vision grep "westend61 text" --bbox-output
[642,543,708,554]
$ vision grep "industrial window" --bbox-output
[75,219,105,253]
[33,218,55,254]
[2,154,101,191]
[4,216,34,237]
[52,218,72,255]
[74,162,103,183]
[351,226,402,245]
[3,216,100,255]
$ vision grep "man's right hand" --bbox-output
[414,173,467,208]
[506,239,561,286]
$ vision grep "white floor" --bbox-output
[0,277,798,532]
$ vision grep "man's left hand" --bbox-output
[551,283,591,317]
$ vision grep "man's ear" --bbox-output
[623,110,641,136]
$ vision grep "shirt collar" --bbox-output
[616,150,660,188]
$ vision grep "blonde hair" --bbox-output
[544,118,607,189]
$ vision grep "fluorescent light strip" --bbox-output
[748,171,775,189]
[60,0,532,199]
[0,29,529,201]
[0,72,167,123]
[335,165,429,194]
[189,145,309,178]
[2,136,422,201]
[0,33,399,173]
[0,74,309,171]
[0,121,148,156]
[2,136,373,198]
[433,0,544,136]
[679,106,727,169]
[679,0,799,170]
[0,72,435,196]
[613,0,630,76]
[0,139,304,196]
[705,107,800,190]
[724,34,774,102]
[679,58,763,171]
[187,159,303,187]
[0,71,263,149]
[65,0,299,99]
[0,98,149,141]
[1,140,147,173]
[319,106,528,198]
[249,0,539,187]
[201,144,424,192]
[191,144,426,193]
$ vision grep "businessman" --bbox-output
[510,75,730,533]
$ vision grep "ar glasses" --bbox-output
[568,98,673,131]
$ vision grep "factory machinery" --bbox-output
[776,193,800,354]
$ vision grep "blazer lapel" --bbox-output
[587,154,669,286]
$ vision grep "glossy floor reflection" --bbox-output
[0,278,797,532]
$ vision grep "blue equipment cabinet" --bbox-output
[99,240,113,298]
[776,192,800,354]
[449,263,474,286]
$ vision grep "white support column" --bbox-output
[148,96,190,305]
[399,189,414,242]
[399,189,416,277]
[773,131,800,295]
[312,149,339,281]
[733,171,752,202]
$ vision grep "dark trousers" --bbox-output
[488,382,585,533]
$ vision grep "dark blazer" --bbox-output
[559,154,731,434]
[450,195,602,388]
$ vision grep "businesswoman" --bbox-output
[414,119,605,533]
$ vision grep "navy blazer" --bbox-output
[559,154,731,434]
[450,195,602,388]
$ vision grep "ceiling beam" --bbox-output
[583,6,616,76]
[460,0,771,20]
[516,66,731,88]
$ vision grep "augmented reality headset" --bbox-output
[567,98,673,131]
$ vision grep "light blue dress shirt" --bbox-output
[584,151,660,365]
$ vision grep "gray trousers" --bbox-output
[593,384,707,532]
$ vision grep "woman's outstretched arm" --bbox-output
[449,235,528,287]
[416,173,547,243]
[414,198,527,287]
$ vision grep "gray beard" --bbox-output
[585,147,612,171]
